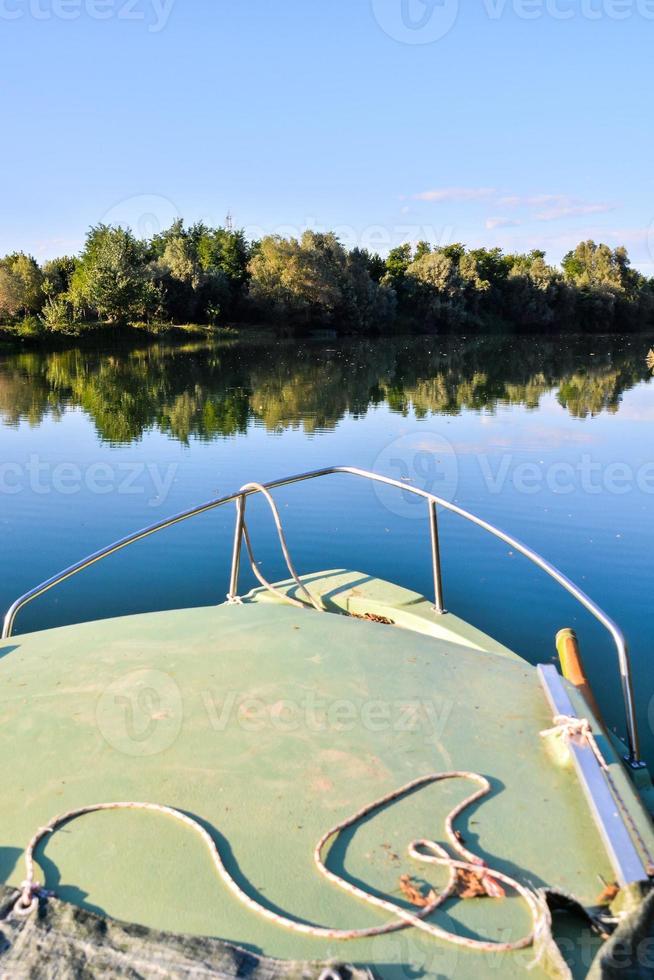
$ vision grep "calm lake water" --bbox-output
[1,333,653,758]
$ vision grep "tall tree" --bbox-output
[69,225,151,323]
[0,253,44,319]
[42,256,78,298]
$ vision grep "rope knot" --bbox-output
[540,714,610,774]
[540,714,591,741]
[14,881,40,917]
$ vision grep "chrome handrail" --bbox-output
[1,465,641,764]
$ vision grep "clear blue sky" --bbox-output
[1,0,653,271]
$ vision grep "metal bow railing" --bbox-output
[1,465,641,764]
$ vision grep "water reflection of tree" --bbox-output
[0,335,651,444]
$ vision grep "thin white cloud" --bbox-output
[485,216,521,230]
[412,188,617,223]
[499,194,564,208]
[523,226,649,251]
[413,187,496,203]
[499,194,615,221]
[533,202,615,222]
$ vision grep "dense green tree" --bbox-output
[248,235,310,321]
[405,251,461,325]
[148,221,249,322]
[40,296,78,334]
[197,227,250,286]
[149,219,187,259]
[341,248,396,330]
[369,252,387,283]
[383,244,412,286]
[69,225,152,323]
[504,252,565,328]
[560,241,638,330]
[468,247,511,288]
[353,248,386,283]
[42,256,78,299]
[413,241,432,262]
[0,265,23,320]
[0,253,44,319]
[149,233,204,322]
[562,241,625,289]
[248,232,393,329]
[407,251,454,293]
[404,247,490,325]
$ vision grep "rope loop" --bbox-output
[540,713,654,872]
[13,882,39,918]
[17,774,542,952]
[540,714,606,770]
[236,483,324,613]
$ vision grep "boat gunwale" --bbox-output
[1,464,641,764]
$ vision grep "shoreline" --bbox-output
[1,317,653,351]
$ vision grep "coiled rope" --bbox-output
[14,772,540,953]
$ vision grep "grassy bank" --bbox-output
[0,318,243,347]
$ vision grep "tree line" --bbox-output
[1,221,653,337]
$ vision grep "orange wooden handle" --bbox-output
[556,628,604,725]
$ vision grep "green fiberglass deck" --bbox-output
[1,572,652,978]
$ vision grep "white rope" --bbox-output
[540,714,654,874]
[232,483,324,613]
[540,715,605,766]
[14,773,541,952]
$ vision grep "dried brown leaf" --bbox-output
[351,612,395,626]
[454,868,506,900]
[399,875,437,908]
[596,882,620,906]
